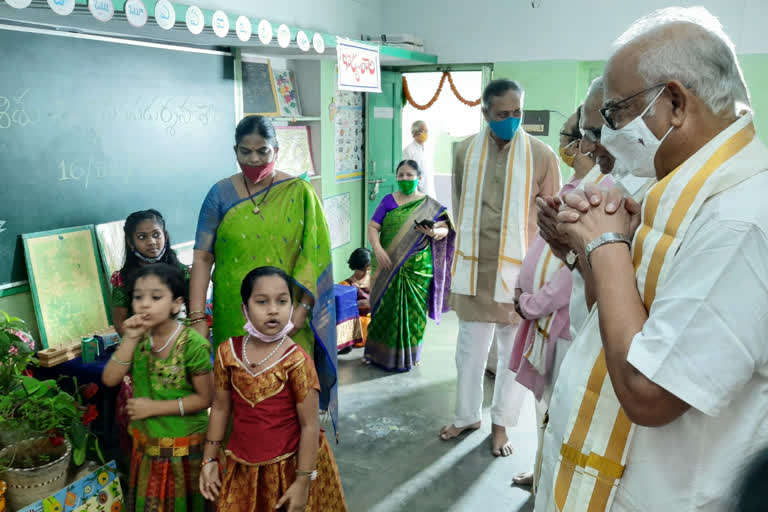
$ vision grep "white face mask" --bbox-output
[601,87,673,178]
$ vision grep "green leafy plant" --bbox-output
[0,312,104,469]
[0,311,37,392]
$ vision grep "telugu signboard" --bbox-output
[336,38,381,93]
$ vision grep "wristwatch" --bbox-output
[584,232,632,271]
[565,250,579,271]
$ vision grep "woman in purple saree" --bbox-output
[364,160,455,371]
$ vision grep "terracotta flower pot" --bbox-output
[0,437,72,511]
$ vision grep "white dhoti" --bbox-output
[454,320,528,428]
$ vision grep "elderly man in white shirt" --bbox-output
[535,6,768,512]
[402,120,436,197]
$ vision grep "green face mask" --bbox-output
[397,179,419,195]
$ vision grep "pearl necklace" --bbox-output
[242,334,286,368]
[149,321,183,353]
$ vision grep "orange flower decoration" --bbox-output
[111,501,122,512]
[402,72,481,111]
[65,492,77,507]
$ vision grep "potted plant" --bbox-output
[0,312,104,510]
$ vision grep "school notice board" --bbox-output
[0,26,236,286]
[23,226,111,349]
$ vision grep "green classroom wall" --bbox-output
[4,54,768,330]
[320,59,366,280]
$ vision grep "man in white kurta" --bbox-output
[536,7,768,511]
[439,79,560,457]
[402,120,436,197]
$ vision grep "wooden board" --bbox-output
[23,226,111,349]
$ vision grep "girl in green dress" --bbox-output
[103,264,213,511]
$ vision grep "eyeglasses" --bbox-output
[600,83,666,130]
[559,131,581,141]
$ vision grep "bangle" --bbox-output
[296,470,317,480]
[188,310,205,317]
[178,397,185,417]
[110,354,132,366]
[205,439,222,446]
[298,302,312,312]
[201,457,218,468]
[188,318,206,325]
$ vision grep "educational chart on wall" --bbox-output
[241,57,279,116]
[0,27,236,286]
[324,193,351,249]
[19,460,123,512]
[23,226,112,349]
[334,89,364,182]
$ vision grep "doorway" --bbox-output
[401,71,484,211]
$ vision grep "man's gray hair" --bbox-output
[586,76,604,100]
[411,120,426,135]
[614,6,750,116]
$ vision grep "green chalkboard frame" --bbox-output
[22,225,112,349]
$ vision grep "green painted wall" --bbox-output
[319,59,365,281]
[494,60,582,181]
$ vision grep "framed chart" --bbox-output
[275,126,315,176]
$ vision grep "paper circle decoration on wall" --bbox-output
[185,5,204,34]
[124,0,148,27]
[296,30,310,52]
[257,19,273,45]
[236,16,252,42]
[212,10,229,38]
[89,0,114,22]
[277,24,291,48]
[47,0,75,16]
[154,0,175,30]
[312,32,325,54]
[5,0,33,9]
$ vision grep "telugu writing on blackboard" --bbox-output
[0,89,218,136]
[0,89,39,129]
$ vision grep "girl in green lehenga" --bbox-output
[365,160,456,371]
[188,116,339,427]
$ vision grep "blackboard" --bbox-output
[241,60,279,116]
[0,27,237,285]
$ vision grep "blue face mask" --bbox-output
[488,116,521,141]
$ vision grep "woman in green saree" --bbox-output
[365,160,455,371]
[189,115,338,427]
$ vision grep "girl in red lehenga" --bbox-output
[199,266,346,512]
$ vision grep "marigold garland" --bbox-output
[402,72,481,110]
